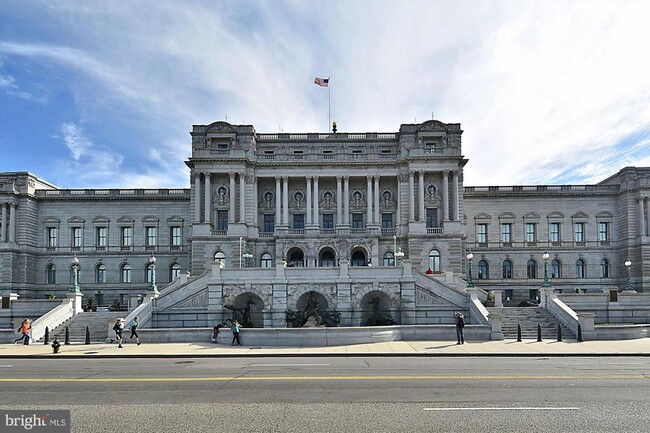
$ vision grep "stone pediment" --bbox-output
[117,216,134,223]
[43,216,60,224]
[169,289,208,309]
[596,211,613,219]
[498,212,516,220]
[92,216,110,224]
[417,120,447,132]
[523,212,540,220]
[474,212,492,221]
[67,216,85,224]
[206,121,236,134]
[572,211,589,219]
[167,215,184,223]
[547,211,565,219]
[142,215,160,223]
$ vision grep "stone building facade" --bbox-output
[1,119,648,327]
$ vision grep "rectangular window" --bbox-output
[598,222,609,242]
[381,213,393,229]
[146,226,157,247]
[263,214,275,233]
[574,223,585,242]
[217,210,228,231]
[121,227,132,247]
[96,227,107,247]
[352,213,364,229]
[170,227,182,247]
[47,227,58,248]
[72,227,83,248]
[550,223,560,243]
[122,267,131,283]
[426,208,437,228]
[293,214,304,229]
[501,223,512,243]
[322,150,333,160]
[477,224,487,244]
[263,150,275,160]
[293,150,304,159]
[351,149,363,159]
[322,214,334,229]
[525,223,536,243]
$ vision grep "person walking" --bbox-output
[127,317,141,345]
[112,318,124,348]
[454,312,465,345]
[14,319,31,345]
[230,320,242,346]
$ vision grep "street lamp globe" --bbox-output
[543,252,550,261]
[625,260,631,268]
[466,252,474,261]
[465,252,474,288]
[542,251,551,288]
[71,255,79,266]
[624,260,633,291]
[149,255,157,265]
[148,254,158,294]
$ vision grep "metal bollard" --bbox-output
[577,323,583,342]
[557,323,562,342]
[537,323,542,342]
[517,323,522,342]
[64,326,70,345]
[44,326,50,345]
[85,326,91,345]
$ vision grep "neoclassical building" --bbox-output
[0,119,648,327]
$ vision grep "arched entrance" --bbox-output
[319,247,336,267]
[360,291,397,326]
[350,249,368,266]
[287,248,305,267]
[224,293,264,328]
[288,291,339,327]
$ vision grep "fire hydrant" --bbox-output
[51,337,61,354]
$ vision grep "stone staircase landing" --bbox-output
[489,307,574,340]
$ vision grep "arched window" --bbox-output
[214,251,226,268]
[289,250,305,267]
[502,260,513,279]
[526,259,537,279]
[351,250,366,266]
[575,259,586,278]
[320,250,335,267]
[600,259,609,278]
[383,251,395,267]
[121,264,132,283]
[478,260,489,279]
[146,263,155,283]
[428,250,441,272]
[170,263,181,281]
[551,259,561,278]
[260,253,273,268]
[46,264,56,284]
[96,264,106,284]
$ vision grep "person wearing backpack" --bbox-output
[454,312,465,345]
[112,318,124,348]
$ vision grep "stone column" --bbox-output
[306,176,312,225]
[396,176,401,228]
[238,172,245,223]
[336,176,342,225]
[343,176,350,225]
[229,172,236,223]
[253,176,258,226]
[442,171,449,221]
[313,176,320,227]
[0,203,6,243]
[374,176,380,225]
[645,197,650,236]
[408,172,415,221]
[451,170,459,221]
[640,198,647,236]
[9,203,16,243]
[282,176,289,225]
[366,176,373,226]
[204,172,211,224]
[194,173,202,223]
[275,176,281,227]
[418,171,425,222]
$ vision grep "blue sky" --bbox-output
[1,0,649,188]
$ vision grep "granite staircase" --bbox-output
[488,307,574,340]
[39,312,124,343]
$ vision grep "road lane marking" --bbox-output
[247,364,331,367]
[0,365,13,368]
[0,375,643,383]
[424,407,580,411]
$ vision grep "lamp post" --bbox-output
[542,251,551,288]
[466,252,474,288]
[148,254,158,294]
[239,236,243,268]
[624,260,632,291]
[395,249,405,266]
[69,255,80,293]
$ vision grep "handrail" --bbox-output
[30,298,74,341]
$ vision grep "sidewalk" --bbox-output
[0,338,648,358]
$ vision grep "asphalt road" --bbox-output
[1,356,649,432]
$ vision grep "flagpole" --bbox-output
[328,77,331,133]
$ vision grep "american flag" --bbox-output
[314,77,329,87]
